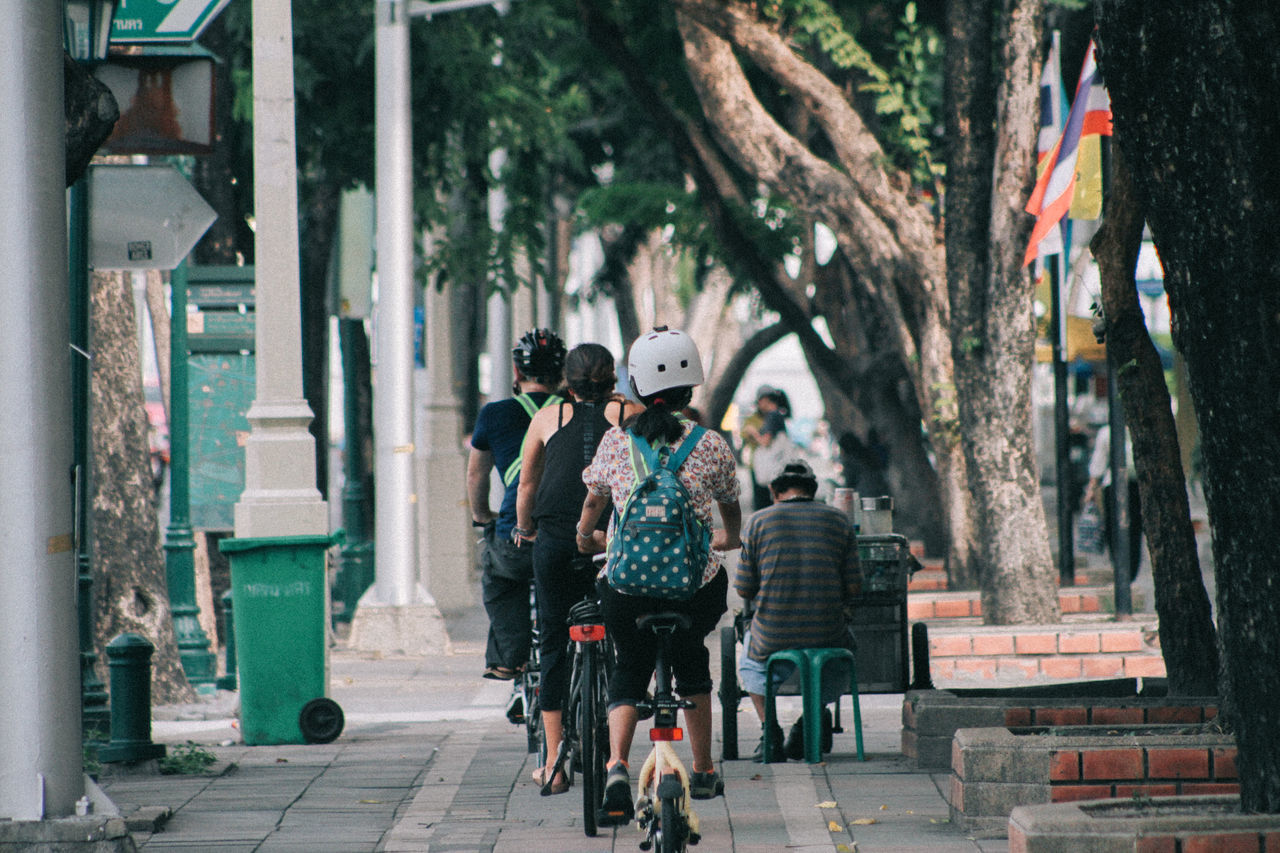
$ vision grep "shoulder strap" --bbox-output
[513,392,539,418]
[501,394,565,487]
[626,431,661,479]
[666,425,706,472]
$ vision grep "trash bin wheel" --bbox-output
[299,697,344,744]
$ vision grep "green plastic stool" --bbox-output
[762,647,865,763]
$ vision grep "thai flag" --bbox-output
[1031,33,1066,258]
[1023,40,1112,267]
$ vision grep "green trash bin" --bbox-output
[220,533,344,745]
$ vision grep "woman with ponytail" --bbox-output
[577,327,742,819]
[514,343,641,794]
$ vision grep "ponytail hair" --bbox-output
[564,343,617,403]
[626,385,694,445]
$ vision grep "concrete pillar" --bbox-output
[415,234,473,611]
[0,0,83,819]
[348,0,447,654]
[235,0,328,538]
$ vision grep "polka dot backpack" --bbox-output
[604,427,710,600]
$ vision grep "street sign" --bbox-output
[90,165,217,270]
[111,0,232,44]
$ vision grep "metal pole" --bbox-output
[69,178,110,738]
[0,0,83,818]
[165,262,217,689]
[1048,254,1075,585]
[337,317,374,621]
[372,0,420,606]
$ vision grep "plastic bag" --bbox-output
[1075,501,1105,554]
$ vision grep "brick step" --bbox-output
[908,587,1121,620]
[924,620,1166,682]
[906,564,1126,594]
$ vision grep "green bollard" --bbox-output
[98,633,166,764]
[217,589,238,691]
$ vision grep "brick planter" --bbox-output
[1009,795,1280,853]
[948,725,1237,837]
[903,681,1218,770]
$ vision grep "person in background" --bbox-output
[1083,422,1143,581]
[514,343,641,795]
[466,329,566,682]
[741,386,792,510]
[735,460,861,761]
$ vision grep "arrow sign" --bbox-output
[111,0,232,44]
[90,165,217,271]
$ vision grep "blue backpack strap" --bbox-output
[626,431,661,477]
[665,425,706,472]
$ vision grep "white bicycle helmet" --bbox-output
[627,326,704,397]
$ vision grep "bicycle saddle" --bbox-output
[636,612,692,633]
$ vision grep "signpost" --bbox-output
[111,0,231,44]
[89,164,217,270]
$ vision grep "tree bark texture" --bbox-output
[669,2,969,560]
[669,0,1065,610]
[90,271,193,705]
[1096,0,1280,811]
[946,0,1058,622]
[1089,146,1218,698]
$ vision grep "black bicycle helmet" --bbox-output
[512,328,567,377]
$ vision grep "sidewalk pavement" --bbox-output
[95,595,1011,853]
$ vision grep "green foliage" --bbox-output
[761,0,877,70]
[855,3,944,191]
[158,742,218,775]
[760,1,943,193]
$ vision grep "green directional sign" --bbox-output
[111,0,232,44]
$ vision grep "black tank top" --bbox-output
[533,400,619,533]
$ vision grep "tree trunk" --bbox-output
[944,0,1058,622]
[1096,0,1280,811]
[90,271,193,705]
[670,3,973,578]
[1089,145,1218,697]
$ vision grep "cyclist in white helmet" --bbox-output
[576,326,742,817]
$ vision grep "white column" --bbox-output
[235,0,327,537]
[0,0,82,819]
[415,229,473,610]
[349,0,447,653]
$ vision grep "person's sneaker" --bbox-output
[597,764,634,826]
[752,726,786,763]
[689,770,724,800]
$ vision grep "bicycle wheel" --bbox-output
[579,645,607,836]
[524,670,543,755]
[659,793,682,853]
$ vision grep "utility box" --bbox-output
[850,533,917,692]
[221,533,344,745]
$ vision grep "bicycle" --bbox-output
[629,611,701,853]
[506,580,544,760]
[540,594,613,836]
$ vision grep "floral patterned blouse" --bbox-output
[583,419,740,586]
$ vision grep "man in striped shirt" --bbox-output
[735,460,862,761]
